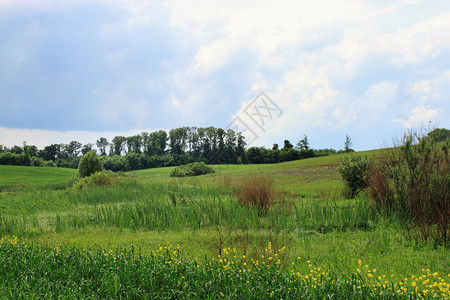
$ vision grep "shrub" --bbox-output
[368,130,449,246]
[42,160,57,167]
[338,156,372,199]
[78,151,103,178]
[234,174,277,214]
[170,162,215,177]
[30,156,45,166]
[73,171,115,189]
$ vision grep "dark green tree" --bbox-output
[81,143,94,155]
[111,136,126,156]
[78,150,103,178]
[338,156,371,198]
[65,141,82,157]
[427,128,450,142]
[296,135,309,151]
[282,140,293,151]
[96,137,109,156]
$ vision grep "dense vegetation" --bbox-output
[0,129,448,298]
[0,126,361,172]
[1,237,448,299]
[170,162,215,177]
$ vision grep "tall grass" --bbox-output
[1,238,448,299]
[234,174,277,214]
[0,178,378,237]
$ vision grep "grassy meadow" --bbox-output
[0,150,449,298]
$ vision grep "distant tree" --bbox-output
[111,136,126,156]
[225,129,238,163]
[10,145,23,154]
[23,144,38,158]
[78,150,103,178]
[282,140,293,151]
[125,135,143,153]
[247,147,265,164]
[169,128,187,155]
[65,141,82,157]
[267,149,280,163]
[427,128,450,142]
[141,132,150,153]
[344,135,354,153]
[236,132,246,161]
[96,137,109,156]
[296,135,309,151]
[81,143,94,155]
[272,143,279,151]
[38,144,60,161]
[125,152,141,170]
[280,148,299,162]
[148,130,167,155]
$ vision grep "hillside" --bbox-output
[0,148,387,194]
[131,148,387,195]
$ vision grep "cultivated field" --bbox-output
[0,150,449,298]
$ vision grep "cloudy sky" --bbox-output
[0,0,449,151]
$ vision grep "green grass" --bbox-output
[0,148,449,298]
[131,148,388,195]
[0,165,76,192]
[1,238,448,299]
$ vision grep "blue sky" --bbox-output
[0,0,449,151]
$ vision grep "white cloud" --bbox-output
[1,0,449,150]
[407,70,450,102]
[362,81,399,111]
[394,105,440,128]
[0,127,161,149]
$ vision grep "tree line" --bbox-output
[0,127,246,171]
[2,126,414,172]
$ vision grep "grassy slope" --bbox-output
[0,165,76,183]
[0,148,385,190]
[0,165,77,191]
[131,148,387,195]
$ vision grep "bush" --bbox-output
[42,160,57,167]
[368,130,449,246]
[78,151,103,178]
[170,162,215,177]
[338,156,372,199]
[73,171,115,189]
[234,174,277,214]
[30,156,45,166]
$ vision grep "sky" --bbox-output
[0,0,449,151]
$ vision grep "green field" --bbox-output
[0,150,449,298]
[0,165,77,192]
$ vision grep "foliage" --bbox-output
[0,152,30,166]
[78,150,103,178]
[368,130,449,246]
[73,171,116,189]
[1,239,448,299]
[338,156,372,199]
[344,134,354,153]
[427,127,450,142]
[170,161,214,177]
[296,134,309,150]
